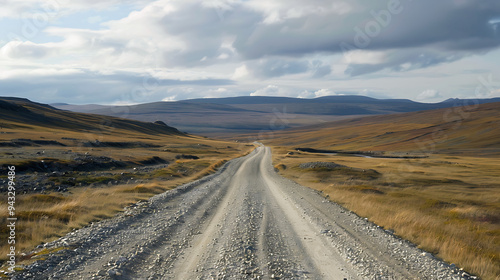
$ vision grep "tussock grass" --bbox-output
[201,159,228,175]
[272,147,500,280]
[0,185,152,261]
[274,163,287,171]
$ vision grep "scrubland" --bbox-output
[0,123,253,268]
[272,147,499,279]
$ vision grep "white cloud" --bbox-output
[213,87,227,93]
[162,95,177,102]
[0,0,499,105]
[0,0,150,19]
[314,89,337,97]
[1,41,52,59]
[4,0,499,72]
[250,85,290,97]
[342,50,385,65]
[489,88,500,97]
[297,89,339,98]
[245,0,354,25]
[416,89,443,101]
[3,68,83,79]
[232,65,250,80]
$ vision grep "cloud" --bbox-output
[250,85,291,97]
[4,0,499,73]
[245,58,309,78]
[298,89,338,98]
[233,0,500,74]
[239,0,500,57]
[0,69,234,104]
[0,41,52,59]
[0,0,499,105]
[232,65,250,80]
[490,89,500,97]
[344,48,467,76]
[416,89,443,101]
[314,89,337,97]
[162,95,177,102]
[310,60,332,78]
[87,15,103,24]
[0,0,150,19]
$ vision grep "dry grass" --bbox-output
[272,147,500,280]
[0,115,255,271]
[0,151,248,267]
[263,102,500,156]
[0,182,176,262]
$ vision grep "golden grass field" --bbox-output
[0,99,254,271]
[271,148,499,279]
[263,102,500,155]
[264,103,500,280]
[0,135,252,268]
[1,98,499,278]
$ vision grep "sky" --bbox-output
[0,0,500,105]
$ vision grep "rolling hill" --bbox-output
[53,96,500,137]
[0,97,256,272]
[0,97,183,137]
[261,101,500,154]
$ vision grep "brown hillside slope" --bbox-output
[0,97,254,272]
[0,97,183,137]
[264,102,500,154]
[265,102,500,279]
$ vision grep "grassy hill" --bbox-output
[263,101,500,154]
[0,97,254,269]
[265,102,500,279]
[0,97,183,137]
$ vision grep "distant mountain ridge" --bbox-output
[51,95,500,137]
[183,95,500,106]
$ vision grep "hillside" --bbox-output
[0,97,254,268]
[184,95,500,115]
[262,101,500,154]
[266,102,500,279]
[0,97,183,137]
[53,96,500,137]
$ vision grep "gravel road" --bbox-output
[15,146,474,280]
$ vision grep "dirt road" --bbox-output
[16,146,473,279]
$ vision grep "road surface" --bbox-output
[16,146,473,279]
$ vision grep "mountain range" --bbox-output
[52,96,500,137]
